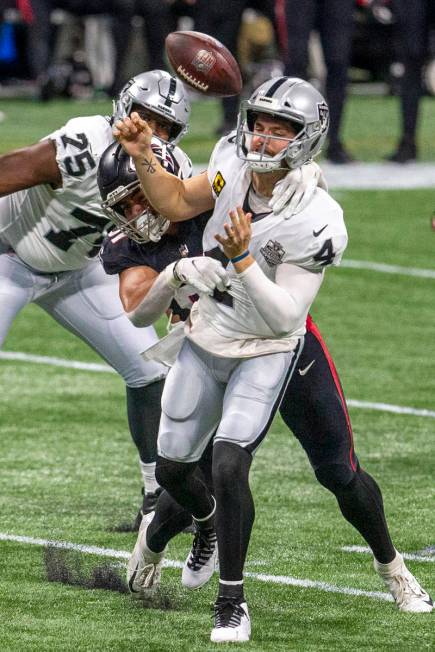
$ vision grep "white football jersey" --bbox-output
[186,133,348,357]
[0,115,114,272]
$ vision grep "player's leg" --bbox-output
[319,0,355,161]
[0,252,47,345]
[283,0,316,78]
[388,0,428,161]
[193,0,248,132]
[157,341,224,587]
[36,261,167,524]
[210,342,302,643]
[146,438,214,551]
[280,316,433,612]
[129,338,224,595]
[124,381,166,530]
[129,440,215,596]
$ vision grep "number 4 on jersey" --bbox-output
[313,238,335,266]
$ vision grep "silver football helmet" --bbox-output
[98,136,193,244]
[236,77,329,172]
[112,70,190,145]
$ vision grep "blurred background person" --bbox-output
[19,1,195,99]
[18,0,53,92]
[193,0,278,135]
[387,0,435,163]
[281,0,356,164]
[111,0,172,95]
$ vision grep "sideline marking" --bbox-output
[0,532,393,603]
[1,351,434,419]
[193,162,435,189]
[342,545,435,564]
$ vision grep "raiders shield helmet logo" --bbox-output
[317,102,329,131]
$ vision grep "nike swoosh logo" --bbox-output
[313,225,328,237]
[128,563,139,592]
[298,359,315,376]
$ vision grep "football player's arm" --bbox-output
[237,262,323,336]
[119,265,176,327]
[215,206,323,336]
[113,113,215,221]
[0,140,62,196]
[121,253,230,325]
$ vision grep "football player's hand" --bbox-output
[113,112,153,158]
[215,206,252,260]
[268,161,328,219]
[165,257,231,294]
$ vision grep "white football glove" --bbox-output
[164,256,231,295]
[268,161,328,219]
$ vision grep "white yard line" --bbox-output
[244,571,392,601]
[346,400,435,419]
[341,545,435,563]
[342,259,435,279]
[1,350,435,419]
[0,532,393,603]
[0,350,116,373]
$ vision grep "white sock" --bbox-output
[374,550,402,575]
[139,460,159,494]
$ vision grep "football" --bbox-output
[165,31,243,97]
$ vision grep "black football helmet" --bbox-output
[97,138,192,243]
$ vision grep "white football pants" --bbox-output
[0,253,167,387]
[158,337,303,462]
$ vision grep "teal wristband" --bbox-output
[231,250,250,264]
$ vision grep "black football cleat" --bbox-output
[132,487,163,531]
[386,141,417,164]
[113,487,163,533]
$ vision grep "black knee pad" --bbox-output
[314,463,356,494]
[212,442,252,492]
[155,456,195,493]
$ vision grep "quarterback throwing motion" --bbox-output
[115,77,347,642]
[113,78,432,642]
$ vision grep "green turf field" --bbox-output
[0,98,434,650]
